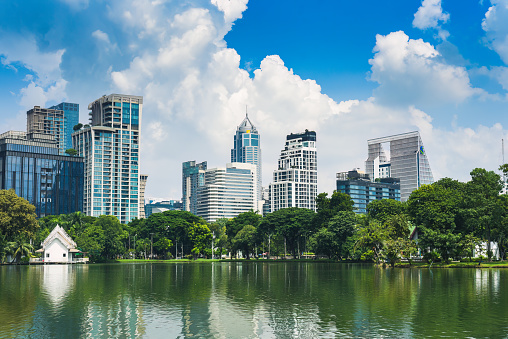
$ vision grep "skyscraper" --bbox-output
[365,131,433,201]
[73,94,142,223]
[270,130,318,212]
[196,162,258,222]
[231,113,262,205]
[48,102,80,152]
[182,160,207,215]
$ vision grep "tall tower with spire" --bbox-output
[231,112,262,209]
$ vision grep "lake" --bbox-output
[1,262,507,338]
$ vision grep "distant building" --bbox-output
[231,113,262,205]
[196,162,258,222]
[262,186,270,216]
[48,102,80,152]
[27,106,66,154]
[270,130,317,212]
[73,94,142,223]
[139,174,148,219]
[336,169,400,214]
[182,160,207,215]
[365,131,433,201]
[0,131,84,217]
[145,200,183,217]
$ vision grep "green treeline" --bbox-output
[0,166,507,265]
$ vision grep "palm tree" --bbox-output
[6,238,34,263]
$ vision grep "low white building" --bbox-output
[34,225,88,263]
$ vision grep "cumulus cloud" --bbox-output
[105,2,505,198]
[368,31,477,106]
[413,0,450,39]
[482,0,508,64]
[0,34,67,109]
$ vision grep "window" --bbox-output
[46,253,50,257]
[63,253,66,257]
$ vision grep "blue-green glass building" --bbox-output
[0,131,84,217]
[336,169,400,214]
[73,94,142,224]
[182,160,207,215]
[49,102,79,152]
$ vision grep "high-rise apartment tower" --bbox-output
[270,130,318,212]
[73,94,142,223]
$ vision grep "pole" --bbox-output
[268,234,271,260]
[175,241,177,260]
[284,237,287,260]
[134,235,137,259]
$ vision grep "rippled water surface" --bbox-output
[1,262,508,338]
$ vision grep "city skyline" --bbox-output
[0,1,507,199]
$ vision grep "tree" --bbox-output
[209,218,228,258]
[309,228,337,259]
[6,237,34,263]
[367,199,406,225]
[94,215,127,260]
[76,224,105,262]
[0,189,38,241]
[315,191,355,228]
[327,211,357,259]
[73,123,83,131]
[232,225,257,259]
[154,238,173,258]
[188,223,212,259]
[65,148,78,156]
[355,220,388,264]
[262,207,316,259]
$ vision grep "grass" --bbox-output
[396,261,508,268]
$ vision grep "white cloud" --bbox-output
[413,0,449,29]
[369,31,477,106]
[211,0,248,25]
[105,3,505,199]
[0,34,67,109]
[413,0,450,40]
[482,0,508,64]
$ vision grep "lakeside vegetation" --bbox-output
[0,165,507,266]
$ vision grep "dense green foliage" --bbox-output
[1,165,507,264]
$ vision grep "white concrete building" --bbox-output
[270,130,318,212]
[196,162,258,222]
[34,225,87,263]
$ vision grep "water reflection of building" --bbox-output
[42,265,77,305]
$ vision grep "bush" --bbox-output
[423,251,440,264]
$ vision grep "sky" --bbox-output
[0,0,507,200]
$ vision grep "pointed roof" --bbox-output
[41,225,77,249]
[237,112,257,133]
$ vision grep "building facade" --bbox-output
[231,114,262,205]
[0,131,84,217]
[48,102,80,152]
[73,94,142,223]
[336,169,400,214]
[270,130,318,212]
[145,200,183,217]
[182,160,207,215]
[365,131,433,201]
[196,162,257,223]
[27,106,66,154]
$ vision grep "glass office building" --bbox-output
[231,114,262,204]
[336,169,400,214]
[270,130,318,212]
[145,200,183,218]
[73,94,142,224]
[49,102,80,152]
[365,131,433,201]
[0,131,84,217]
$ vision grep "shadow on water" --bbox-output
[1,263,508,338]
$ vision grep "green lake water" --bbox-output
[1,262,507,338]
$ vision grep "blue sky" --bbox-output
[0,0,507,199]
